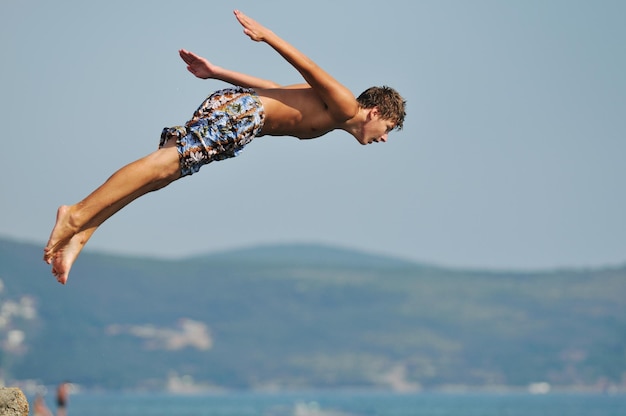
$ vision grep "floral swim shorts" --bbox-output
[159,86,265,177]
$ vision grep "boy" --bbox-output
[44,10,406,284]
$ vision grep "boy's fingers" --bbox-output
[179,50,198,65]
[179,50,190,61]
[234,10,252,27]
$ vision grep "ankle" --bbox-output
[61,204,83,234]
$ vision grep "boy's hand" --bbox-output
[179,49,218,79]
[234,9,272,42]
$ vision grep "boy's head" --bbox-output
[357,86,406,131]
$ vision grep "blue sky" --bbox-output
[1,0,624,270]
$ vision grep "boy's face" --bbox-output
[357,107,396,145]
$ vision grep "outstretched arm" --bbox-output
[234,10,359,121]
[179,49,280,89]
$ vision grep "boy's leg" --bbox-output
[44,144,182,283]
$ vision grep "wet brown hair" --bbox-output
[357,86,406,130]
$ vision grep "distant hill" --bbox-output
[192,243,421,268]
[1,235,625,391]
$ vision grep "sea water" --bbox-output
[33,391,626,416]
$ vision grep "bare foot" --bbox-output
[44,205,78,264]
[50,231,88,284]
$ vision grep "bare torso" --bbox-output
[256,84,347,139]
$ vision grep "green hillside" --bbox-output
[1,236,625,391]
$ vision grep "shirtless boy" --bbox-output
[44,10,406,284]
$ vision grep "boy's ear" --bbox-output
[368,107,381,119]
